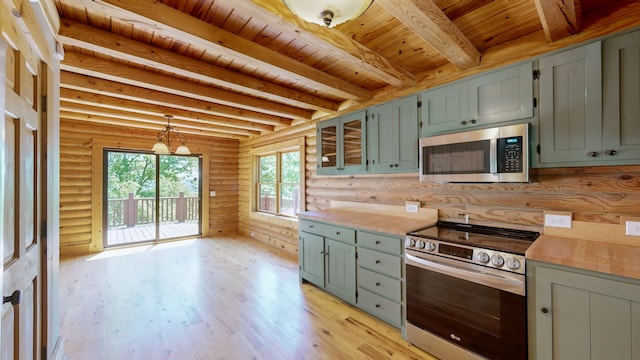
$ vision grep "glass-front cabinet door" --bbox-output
[317,110,367,175]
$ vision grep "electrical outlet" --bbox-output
[545,214,572,228]
[405,201,419,213]
[626,221,640,236]
[210,191,216,197]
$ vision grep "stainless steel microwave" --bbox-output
[419,123,532,183]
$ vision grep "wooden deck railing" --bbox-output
[107,192,199,228]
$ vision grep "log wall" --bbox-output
[238,121,640,256]
[60,119,239,255]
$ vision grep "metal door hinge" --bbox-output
[533,69,540,79]
[533,97,537,108]
[537,144,541,154]
[419,121,423,129]
[417,100,422,108]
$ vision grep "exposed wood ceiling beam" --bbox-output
[60,51,312,121]
[95,0,373,102]
[60,71,294,128]
[245,0,415,88]
[533,0,582,42]
[60,88,275,133]
[58,20,336,114]
[60,103,260,137]
[60,111,249,139]
[376,0,481,70]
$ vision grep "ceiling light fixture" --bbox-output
[151,115,191,155]
[283,0,373,28]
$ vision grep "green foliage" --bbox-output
[107,151,199,200]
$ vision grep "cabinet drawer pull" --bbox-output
[375,282,381,286]
[461,120,467,126]
[541,307,549,314]
[588,151,600,157]
[606,150,617,156]
[336,231,341,235]
[375,240,381,245]
[375,304,381,308]
[309,225,314,228]
[375,260,381,264]
[470,119,477,124]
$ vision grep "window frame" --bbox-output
[251,138,305,218]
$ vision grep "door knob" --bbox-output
[3,290,22,306]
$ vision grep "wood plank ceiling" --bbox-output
[54,0,624,140]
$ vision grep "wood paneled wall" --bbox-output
[238,121,640,256]
[59,119,239,255]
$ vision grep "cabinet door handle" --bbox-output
[588,151,600,157]
[540,307,549,314]
[470,119,477,124]
[606,150,617,156]
[461,120,467,126]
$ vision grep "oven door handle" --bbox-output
[406,253,525,296]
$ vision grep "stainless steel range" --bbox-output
[404,221,539,360]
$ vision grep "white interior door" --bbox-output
[1,17,43,360]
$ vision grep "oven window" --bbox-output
[422,140,490,174]
[406,263,526,359]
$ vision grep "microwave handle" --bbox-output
[489,138,497,174]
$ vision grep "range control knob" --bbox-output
[425,241,436,252]
[416,240,426,249]
[506,257,521,271]
[491,254,505,267]
[476,251,490,264]
[405,237,416,247]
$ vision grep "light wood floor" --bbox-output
[59,235,438,360]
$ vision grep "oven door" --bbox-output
[405,250,527,360]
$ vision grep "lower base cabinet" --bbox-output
[528,261,640,359]
[299,220,404,328]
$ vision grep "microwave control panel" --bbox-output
[497,136,523,173]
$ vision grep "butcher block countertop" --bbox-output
[527,235,640,280]
[298,208,435,237]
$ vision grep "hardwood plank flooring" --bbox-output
[59,235,437,360]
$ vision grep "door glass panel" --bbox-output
[342,119,362,166]
[105,151,157,246]
[158,155,200,240]
[320,125,337,168]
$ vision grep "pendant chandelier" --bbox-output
[151,115,191,155]
[282,0,373,28]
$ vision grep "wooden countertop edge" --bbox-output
[299,209,435,237]
[526,235,640,280]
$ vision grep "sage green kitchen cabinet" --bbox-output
[368,95,419,173]
[420,62,533,136]
[528,261,640,360]
[538,42,603,165]
[602,30,640,161]
[356,231,404,328]
[316,110,367,175]
[298,219,357,304]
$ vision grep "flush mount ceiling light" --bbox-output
[151,115,191,155]
[283,0,373,28]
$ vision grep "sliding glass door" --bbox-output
[104,150,201,247]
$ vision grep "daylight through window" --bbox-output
[257,150,301,216]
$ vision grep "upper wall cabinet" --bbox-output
[538,42,603,165]
[538,31,640,167]
[602,30,640,161]
[368,95,419,173]
[317,110,367,175]
[420,62,533,136]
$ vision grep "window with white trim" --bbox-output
[253,139,304,217]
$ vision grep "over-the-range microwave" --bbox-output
[419,123,533,183]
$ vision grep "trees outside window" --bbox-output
[257,150,300,216]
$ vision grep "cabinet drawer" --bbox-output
[358,267,401,302]
[358,287,402,327]
[358,248,402,278]
[299,220,355,244]
[358,231,402,255]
